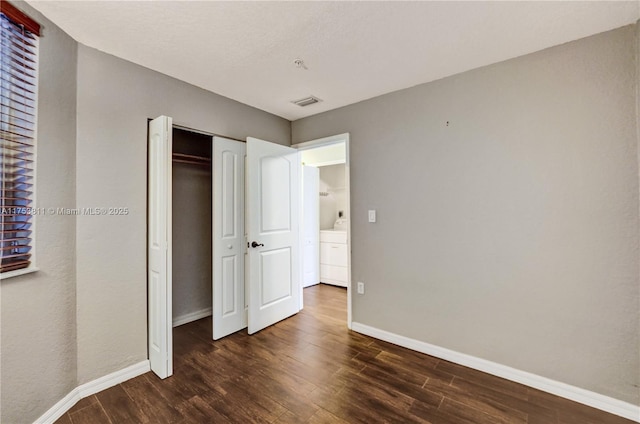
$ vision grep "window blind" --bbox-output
[0,0,39,274]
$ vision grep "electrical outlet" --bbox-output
[357,282,365,294]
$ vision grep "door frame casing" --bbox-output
[293,133,352,329]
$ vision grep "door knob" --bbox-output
[251,241,264,248]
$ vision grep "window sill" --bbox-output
[1,267,40,280]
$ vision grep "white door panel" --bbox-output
[302,166,319,288]
[260,247,292,304]
[260,157,292,232]
[213,137,246,340]
[147,116,173,379]
[247,137,301,334]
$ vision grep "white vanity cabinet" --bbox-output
[320,230,348,287]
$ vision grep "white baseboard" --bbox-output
[34,360,150,424]
[172,307,212,327]
[351,322,640,423]
[34,391,78,424]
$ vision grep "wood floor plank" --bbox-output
[422,377,527,423]
[307,408,352,424]
[359,364,444,408]
[143,367,206,404]
[277,353,359,389]
[370,339,441,370]
[254,359,319,396]
[436,360,529,400]
[272,409,310,424]
[451,377,555,422]
[204,383,285,423]
[120,374,183,423]
[55,284,633,424]
[322,365,431,423]
[95,385,149,423]
[174,395,233,423]
[68,401,113,424]
[55,413,73,424]
[315,384,418,424]
[376,350,442,378]
[70,395,99,412]
[352,352,429,387]
[409,398,462,424]
[311,331,382,359]
[438,397,520,424]
[235,371,320,421]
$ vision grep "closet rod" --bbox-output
[172,153,211,162]
[173,158,210,167]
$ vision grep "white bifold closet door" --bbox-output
[212,137,246,340]
[246,137,301,334]
[148,116,173,379]
[214,136,301,337]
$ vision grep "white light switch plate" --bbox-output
[368,210,376,223]
[357,282,365,294]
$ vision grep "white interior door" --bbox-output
[302,166,319,288]
[246,137,301,334]
[212,137,247,340]
[147,116,173,379]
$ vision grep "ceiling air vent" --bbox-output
[292,96,322,107]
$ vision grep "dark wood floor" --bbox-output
[57,284,634,424]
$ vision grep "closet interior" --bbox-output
[171,128,213,328]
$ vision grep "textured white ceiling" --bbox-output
[26,1,639,121]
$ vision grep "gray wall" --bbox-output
[1,2,78,423]
[293,25,640,405]
[75,44,290,384]
[172,163,212,321]
[319,164,347,230]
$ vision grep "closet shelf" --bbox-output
[172,153,211,167]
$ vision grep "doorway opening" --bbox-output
[296,134,352,328]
